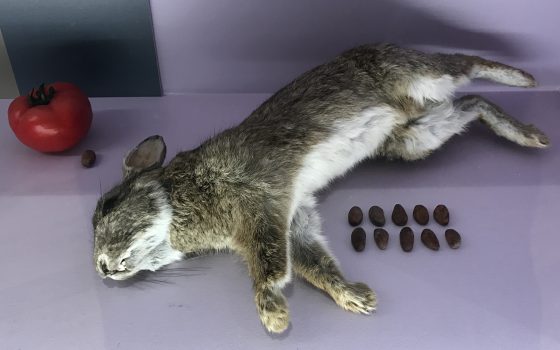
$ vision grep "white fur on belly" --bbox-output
[289,106,397,219]
[407,75,468,105]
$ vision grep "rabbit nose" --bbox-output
[100,260,109,275]
[97,255,112,276]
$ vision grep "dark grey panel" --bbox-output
[0,0,161,97]
[0,29,18,98]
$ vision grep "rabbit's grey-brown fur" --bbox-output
[93,44,549,333]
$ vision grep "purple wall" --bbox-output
[150,0,560,94]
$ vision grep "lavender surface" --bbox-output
[1,91,559,349]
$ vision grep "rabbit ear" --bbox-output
[123,135,167,178]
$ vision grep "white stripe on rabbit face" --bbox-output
[100,188,183,281]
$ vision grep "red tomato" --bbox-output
[8,82,92,153]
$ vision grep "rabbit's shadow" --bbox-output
[178,0,533,93]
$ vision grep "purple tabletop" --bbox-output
[1,91,559,349]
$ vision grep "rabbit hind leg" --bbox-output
[380,94,549,160]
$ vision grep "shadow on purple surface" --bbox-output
[162,0,537,94]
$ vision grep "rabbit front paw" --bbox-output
[255,288,290,333]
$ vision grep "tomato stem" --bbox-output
[28,83,56,106]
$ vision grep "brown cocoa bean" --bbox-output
[399,227,414,252]
[368,205,385,226]
[391,204,408,226]
[81,150,96,168]
[373,228,389,250]
[433,204,450,226]
[445,229,461,249]
[351,227,366,252]
[348,206,363,226]
[413,205,429,225]
[420,229,439,251]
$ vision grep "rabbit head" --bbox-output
[92,136,182,280]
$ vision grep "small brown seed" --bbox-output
[373,228,389,250]
[433,204,450,226]
[445,229,461,249]
[368,205,385,226]
[81,150,96,168]
[399,227,414,252]
[413,205,429,225]
[420,229,439,251]
[348,206,363,226]
[351,227,366,252]
[391,204,408,226]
